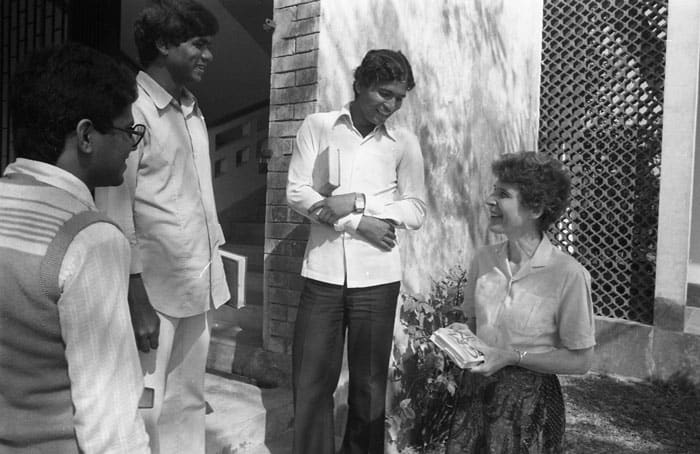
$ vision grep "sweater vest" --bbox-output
[0,172,118,453]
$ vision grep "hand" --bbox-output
[308,193,356,224]
[447,322,471,332]
[128,275,160,353]
[468,344,517,376]
[357,216,397,251]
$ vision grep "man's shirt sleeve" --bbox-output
[287,115,325,220]
[557,265,597,350]
[363,131,426,230]
[57,223,150,454]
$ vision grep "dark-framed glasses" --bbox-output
[111,123,146,149]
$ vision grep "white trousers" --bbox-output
[139,310,212,454]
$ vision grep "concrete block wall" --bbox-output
[263,0,320,358]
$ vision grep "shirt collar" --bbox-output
[495,233,555,280]
[137,71,198,113]
[3,158,95,209]
[335,103,398,141]
[530,234,555,268]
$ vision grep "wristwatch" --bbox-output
[353,193,366,213]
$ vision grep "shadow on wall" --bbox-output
[318,0,543,295]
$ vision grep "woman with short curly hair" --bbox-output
[446,151,596,453]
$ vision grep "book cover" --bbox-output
[430,325,485,369]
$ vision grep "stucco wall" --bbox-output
[316,0,544,295]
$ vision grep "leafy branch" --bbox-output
[386,267,469,453]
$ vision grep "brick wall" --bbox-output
[264,0,320,356]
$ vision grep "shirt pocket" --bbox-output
[506,291,557,337]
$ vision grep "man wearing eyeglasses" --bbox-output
[95,1,230,453]
[0,43,149,453]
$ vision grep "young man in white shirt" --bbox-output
[287,49,427,454]
[0,42,149,454]
[95,1,230,453]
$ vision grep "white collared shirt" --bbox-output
[3,159,150,453]
[463,235,596,353]
[287,106,426,287]
[95,71,230,317]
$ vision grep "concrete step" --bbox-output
[205,372,293,454]
[209,305,287,387]
[215,304,262,332]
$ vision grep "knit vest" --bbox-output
[0,172,118,453]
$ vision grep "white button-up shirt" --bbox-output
[95,71,229,317]
[463,235,596,353]
[3,159,150,453]
[287,106,426,287]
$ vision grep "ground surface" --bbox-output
[561,373,700,454]
[413,373,700,454]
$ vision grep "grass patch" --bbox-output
[562,373,700,453]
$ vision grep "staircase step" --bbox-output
[209,304,288,387]
[214,304,262,333]
[205,373,293,454]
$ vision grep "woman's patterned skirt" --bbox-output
[445,366,565,454]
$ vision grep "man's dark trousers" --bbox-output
[292,278,401,454]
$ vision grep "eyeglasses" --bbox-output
[111,124,146,149]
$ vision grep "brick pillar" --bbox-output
[263,0,321,362]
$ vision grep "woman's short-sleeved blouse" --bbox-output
[462,235,596,353]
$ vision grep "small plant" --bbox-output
[386,267,469,453]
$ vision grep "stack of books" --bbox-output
[430,324,485,369]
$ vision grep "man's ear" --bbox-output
[155,39,169,57]
[76,119,94,155]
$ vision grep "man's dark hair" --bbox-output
[492,151,572,231]
[10,42,137,164]
[353,49,415,95]
[134,0,219,67]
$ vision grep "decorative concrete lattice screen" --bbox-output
[538,0,667,324]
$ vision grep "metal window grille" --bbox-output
[539,0,667,324]
[1,0,68,173]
